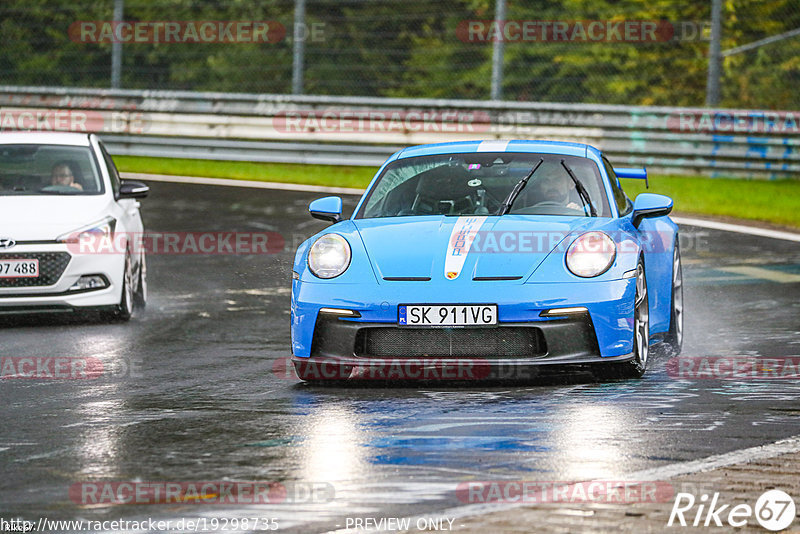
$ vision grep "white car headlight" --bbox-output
[308,234,351,279]
[56,217,116,243]
[565,231,616,278]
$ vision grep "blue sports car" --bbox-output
[290,140,683,381]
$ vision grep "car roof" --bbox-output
[394,139,603,160]
[0,131,92,146]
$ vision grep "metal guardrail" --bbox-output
[102,135,400,167]
[1,85,798,178]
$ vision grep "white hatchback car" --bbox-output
[0,132,148,320]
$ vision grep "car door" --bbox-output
[93,140,144,269]
[102,141,143,229]
[603,157,672,333]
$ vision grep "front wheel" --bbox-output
[111,252,134,322]
[594,260,649,380]
[133,252,147,310]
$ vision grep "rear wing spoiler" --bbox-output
[614,167,648,188]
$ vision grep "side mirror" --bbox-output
[309,196,342,223]
[632,193,673,227]
[118,180,149,199]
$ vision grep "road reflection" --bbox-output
[550,404,634,481]
[297,403,369,483]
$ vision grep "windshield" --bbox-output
[357,152,610,219]
[0,144,104,196]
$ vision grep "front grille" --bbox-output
[355,327,546,359]
[0,252,72,287]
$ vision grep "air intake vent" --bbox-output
[355,327,546,359]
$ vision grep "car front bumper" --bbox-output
[290,277,637,367]
[0,244,124,314]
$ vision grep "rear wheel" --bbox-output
[662,242,683,355]
[594,260,649,379]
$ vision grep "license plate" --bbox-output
[0,259,39,278]
[398,304,497,326]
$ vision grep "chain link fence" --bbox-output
[1,0,799,109]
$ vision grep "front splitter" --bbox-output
[290,353,634,382]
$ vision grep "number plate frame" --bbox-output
[0,259,40,278]
[398,304,498,327]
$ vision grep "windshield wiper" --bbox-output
[498,158,544,215]
[560,159,597,217]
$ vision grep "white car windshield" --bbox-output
[357,152,611,218]
[0,144,104,196]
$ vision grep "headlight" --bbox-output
[308,234,351,279]
[565,231,616,278]
[56,217,116,243]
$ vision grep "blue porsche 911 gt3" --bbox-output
[290,140,683,381]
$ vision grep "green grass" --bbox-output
[114,155,800,229]
[114,155,375,190]
[621,175,800,229]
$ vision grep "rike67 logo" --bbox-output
[668,489,796,531]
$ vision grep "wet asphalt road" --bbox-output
[1,181,799,533]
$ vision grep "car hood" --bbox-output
[353,215,598,283]
[0,195,113,241]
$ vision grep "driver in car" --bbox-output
[531,173,581,211]
[50,161,83,191]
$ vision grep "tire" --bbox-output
[662,241,683,356]
[594,260,649,380]
[112,252,134,322]
[133,251,147,310]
